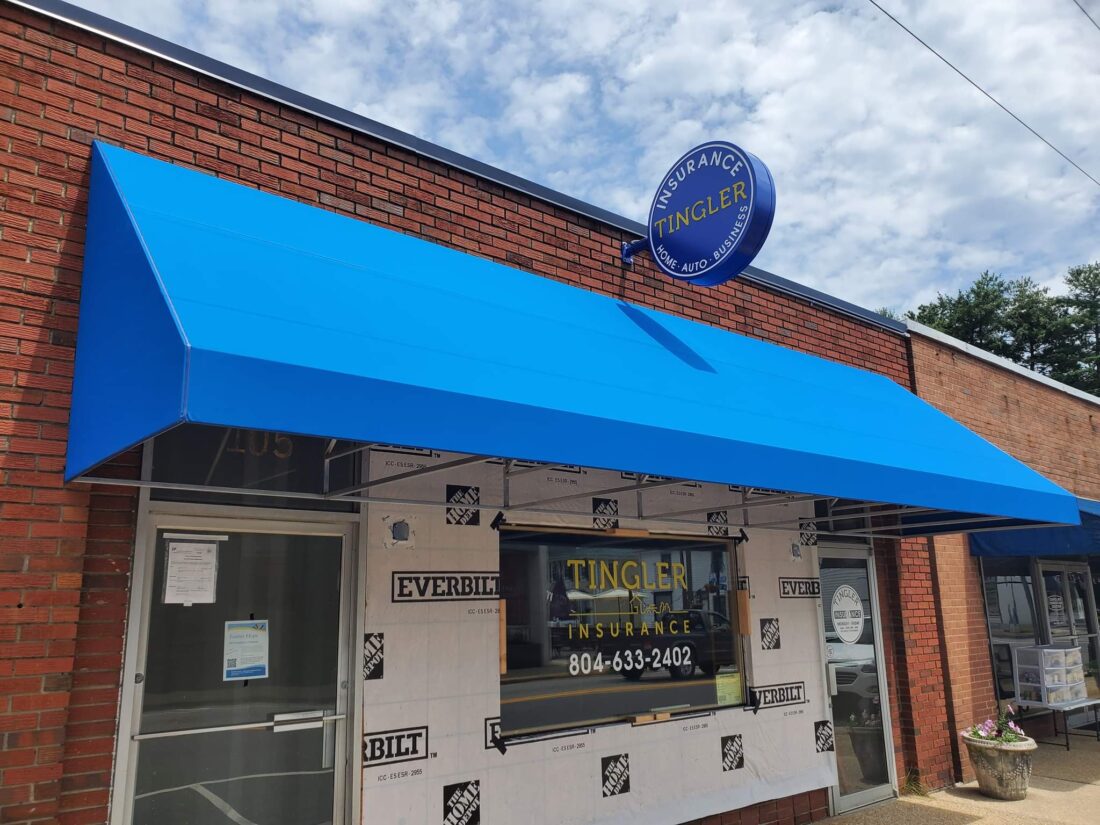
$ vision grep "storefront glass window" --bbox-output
[151,424,358,511]
[981,557,1037,700]
[499,531,742,736]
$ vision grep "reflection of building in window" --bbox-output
[981,558,1037,701]
[498,531,743,736]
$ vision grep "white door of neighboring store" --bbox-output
[113,515,355,825]
[1037,560,1100,699]
[818,547,897,813]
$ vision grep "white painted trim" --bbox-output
[907,319,1100,409]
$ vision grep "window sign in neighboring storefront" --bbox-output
[498,531,742,735]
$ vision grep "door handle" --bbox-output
[272,710,345,733]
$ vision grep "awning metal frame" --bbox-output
[73,435,1053,540]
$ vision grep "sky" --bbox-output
[68,0,1100,313]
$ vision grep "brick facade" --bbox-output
[0,3,953,822]
[909,329,1100,781]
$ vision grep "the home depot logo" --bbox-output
[779,577,820,598]
[815,720,835,753]
[721,734,744,771]
[363,632,384,680]
[446,485,480,526]
[593,497,619,530]
[759,617,781,650]
[601,754,630,797]
[707,510,729,537]
[363,726,429,766]
[443,780,480,825]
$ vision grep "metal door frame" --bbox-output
[109,490,360,825]
[816,544,898,814]
[1035,558,1100,699]
[1035,560,1099,640]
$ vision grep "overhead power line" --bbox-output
[865,0,1100,190]
[1071,0,1100,34]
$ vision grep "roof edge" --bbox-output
[12,0,905,336]
[907,319,1100,409]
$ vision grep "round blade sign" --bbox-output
[646,141,775,286]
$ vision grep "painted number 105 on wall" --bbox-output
[568,646,692,676]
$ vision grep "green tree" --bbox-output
[1003,277,1072,376]
[1062,263,1100,395]
[908,271,1013,357]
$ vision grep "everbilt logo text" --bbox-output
[601,754,630,797]
[391,572,499,602]
[779,577,820,598]
[363,726,428,766]
[750,681,806,709]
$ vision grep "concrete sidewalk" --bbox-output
[832,735,1100,825]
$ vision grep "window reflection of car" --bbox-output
[617,609,735,680]
[826,632,878,717]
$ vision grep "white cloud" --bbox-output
[69,0,1100,313]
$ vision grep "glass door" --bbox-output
[1038,561,1100,699]
[122,523,352,825]
[819,550,896,813]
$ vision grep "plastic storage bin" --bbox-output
[1012,644,1088,707]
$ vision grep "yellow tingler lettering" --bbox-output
[690,200,706,221]
[674,208,690,232]
[641,563,655,590]
[566,559,585,586]
[720,187,732,210]
[672,562,688,591]
[599,560,618,590]
[732,181,746,201]
[656,562,670,589]
[621,561,640,590]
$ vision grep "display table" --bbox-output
[1015,697,1100,750]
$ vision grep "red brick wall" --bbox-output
[910,333,1100,499]
[910,330,1100,781]
[683,788,828,825]
[0,4,934,823]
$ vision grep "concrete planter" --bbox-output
[960,732,1037,800]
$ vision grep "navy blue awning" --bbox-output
[67,142,1080,532]
[969,498,1100,556]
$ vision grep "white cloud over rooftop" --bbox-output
[72,0,1100,312]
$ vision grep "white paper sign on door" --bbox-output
[163,541,218,605]
[224,620,270,681]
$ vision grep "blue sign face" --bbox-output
[646,141,775,286]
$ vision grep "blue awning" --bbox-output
[969,498,1100,556]
[67,142,1080,532]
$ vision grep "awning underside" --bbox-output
[66,142,1081,537]
[969,498,1100,556]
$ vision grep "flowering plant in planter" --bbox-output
[960,704,1036,801]
[965,704,1027,743]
